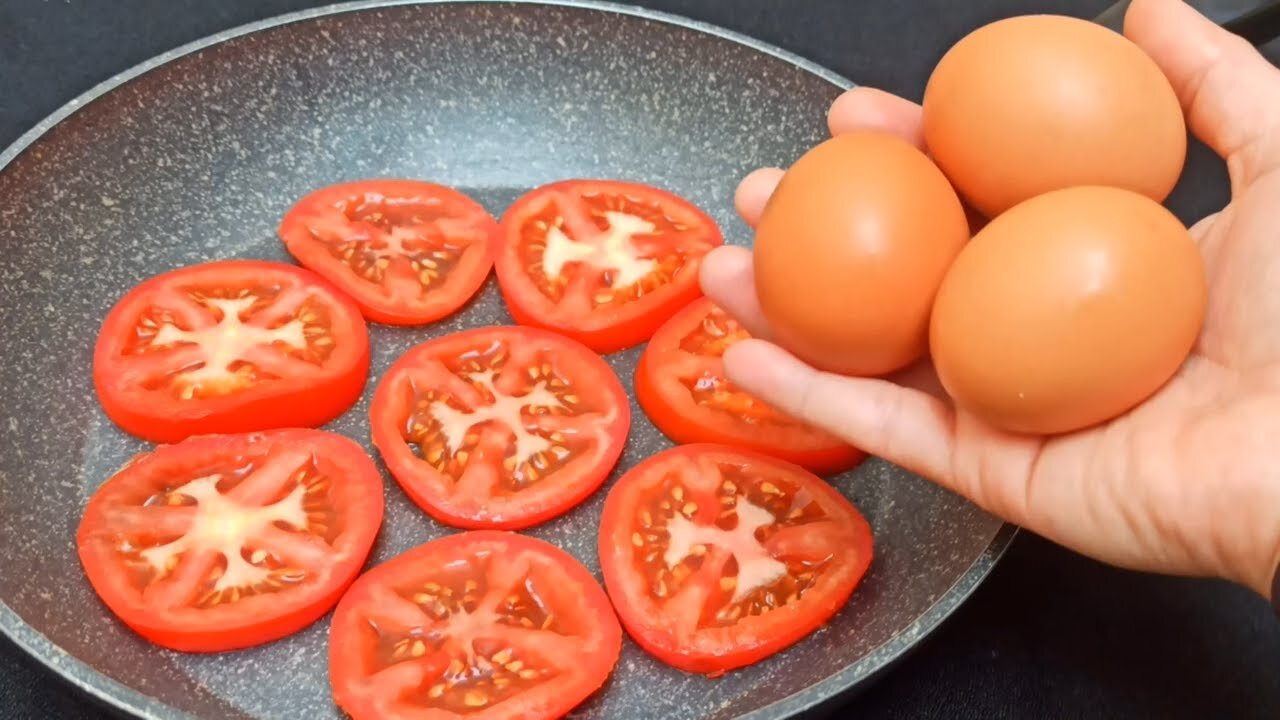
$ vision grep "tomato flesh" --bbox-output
[92,260,370,443]
[279,179,497,326]
[75,430,385,652]
[598,444,873,674]
[493,180,723,353]
[370,326,630,529]
[329,531,622,720]
[636,297,866,474]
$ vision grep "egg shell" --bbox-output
[753,131,971,377]
[929,185,1207,435]
[922,14,1187,218]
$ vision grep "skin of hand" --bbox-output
[699,0,1280,600]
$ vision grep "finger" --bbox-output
[722,339,956,482]
[827,87,926,149]
[698,246,772,339]
[735,88,926,228]
[733,167,783,228]
[885,357,948,400]
[1126,0,1280,186]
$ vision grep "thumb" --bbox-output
[1126,0,1280,187]
[722,339,957,482]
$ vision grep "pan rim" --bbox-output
[0,1,1018,718]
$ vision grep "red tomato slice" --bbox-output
[92,260,370,443]
[369,326,630,529]
[636,297,866,474]
[329,531,622,720]
[75,429,385,653]
[278,179,498,326]
[492,179,723,353]
[598,444,873,675]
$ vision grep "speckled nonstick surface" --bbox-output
[0,1,1013,718]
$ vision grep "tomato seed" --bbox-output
[447,658,466,676]
[681,502,697,517]
[671,486,684,502]
[492,648,512,665]
[463,691,488,708]
[691,544,707,557]
[518,668,539,680]
[541,615,555,630]
[640,510,653,527]
[721,480,737,493]
[631,532,644,547]
[720,577,737,592]
[428,684,446,699]
[760,482,781,495]
[506,660,524,672]
[250,549,268,564]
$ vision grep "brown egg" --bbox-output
[753,131,970,376]
[929,186,1206,435]
[922,15,1186,218]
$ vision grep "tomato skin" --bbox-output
[92,260,370,443]
[369,325,630,529]
[598,444,873,675]
[278,179,498,326]
[634,297,866,474]
[329,530,622,720]
[493,179,723,353]
[75,429,384,653]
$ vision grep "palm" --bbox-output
[958,171,1280,592]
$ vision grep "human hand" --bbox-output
[700,0,1280,599]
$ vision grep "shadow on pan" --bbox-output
[0,2,1013,719]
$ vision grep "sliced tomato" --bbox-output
[92,259,370,443]
[369,326,630,529]
[492,179,723,353]
[329,531,622,720]
[598,444,873,675]
[75,429,385,653]
[278,179,497,326]
[636,297,866,474]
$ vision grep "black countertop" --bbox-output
[4,0,1280,718]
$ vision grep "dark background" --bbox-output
[3,0,1280,718]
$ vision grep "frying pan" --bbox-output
[0,1,1017,718]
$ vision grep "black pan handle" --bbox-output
[1094,0,1280,45]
